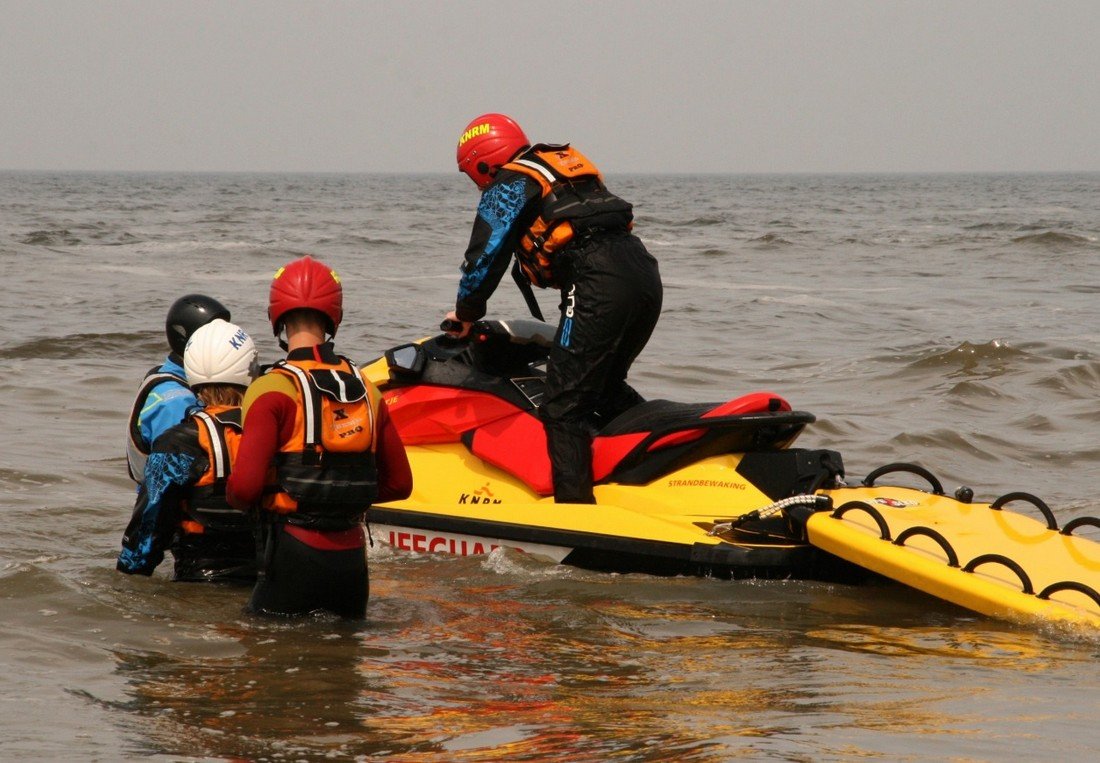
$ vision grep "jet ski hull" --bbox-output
[369,444,865,581]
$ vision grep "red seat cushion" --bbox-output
[466,392,791,496]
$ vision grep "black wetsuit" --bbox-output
[455,149,663,503]
[249,523,368,619]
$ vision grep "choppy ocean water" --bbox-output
[1,170,1099,760]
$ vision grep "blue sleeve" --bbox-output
[456,175,539,319]
[116,450,197,575]
[138,380,197,449]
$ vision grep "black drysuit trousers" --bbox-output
[540,232,663,503]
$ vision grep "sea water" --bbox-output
[1,170,1099,760]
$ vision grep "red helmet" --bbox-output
[456,113,529,189]
[268,255,343,339]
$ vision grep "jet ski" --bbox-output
[363,319,1100,628]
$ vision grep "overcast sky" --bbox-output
[2,1,1098,174]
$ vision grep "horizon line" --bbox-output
[3,167,1099,177]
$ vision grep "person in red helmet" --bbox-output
[227,255,412,618]
[447,113,663,504]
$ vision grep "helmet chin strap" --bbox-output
[274,322,289,352]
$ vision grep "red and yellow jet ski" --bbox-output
[363,319,1100,629]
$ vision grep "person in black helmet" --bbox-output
[125,294,231,488]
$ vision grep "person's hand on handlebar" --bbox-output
[442,311,473,339]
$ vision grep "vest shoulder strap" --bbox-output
[127,368,191,458]
[193,410,232,480]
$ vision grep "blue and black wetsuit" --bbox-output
[455,145,663,503]
[117,406,256,583]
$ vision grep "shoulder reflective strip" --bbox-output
[330,369,347,399]
[280,364,317,447]
[514,158,556,184]
[346,360,377,449]
[194,411,227,479]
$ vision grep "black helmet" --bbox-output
[165,294,231,356]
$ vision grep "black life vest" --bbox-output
[126,365,189,483]
[504,143,634,288]
[264,356,381,529]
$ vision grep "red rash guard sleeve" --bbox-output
[226,390,297,510]
[374,401,412,503]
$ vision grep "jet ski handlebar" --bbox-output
[439,318,556,348]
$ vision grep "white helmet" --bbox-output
[184,319,258,389]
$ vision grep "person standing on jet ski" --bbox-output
[126,293,231,488]
[445,113,663,504]
[117,319,259,582]
[227,255,412,619]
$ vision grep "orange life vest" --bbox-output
[264,356,382,528]
[180,405,250,535]
[504,144,634,288]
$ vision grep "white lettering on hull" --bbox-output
[370,523,571,563]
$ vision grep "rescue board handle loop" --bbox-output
[1060,516,1100,537]
[832,501,891,541]
[861,463,944,495]
[989,492,1058,531]
[893,526,960,568]
[962,553,1034,595]
[1036,581,1100,609]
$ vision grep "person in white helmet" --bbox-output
[117,319,261,582]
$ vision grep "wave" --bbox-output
[647,215,726,228]
[963,222,1020,232]
[906,340,1028,370]
[0,466,65,489]
[886,341,1036,387]
[1010,231,1096,250]
[1067,284,1100,294]
[18,226,144,247]
[313,234,403,248]
[0,332,158,360]
[1032,359,1100,398]
[19,229,82,246]
[944,378,1015,400]
[91,231,141,246]
[963,222,1075,232]
[887,427,1016,464]
[749,233,793,248]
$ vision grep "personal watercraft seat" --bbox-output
[463,392,814,495]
